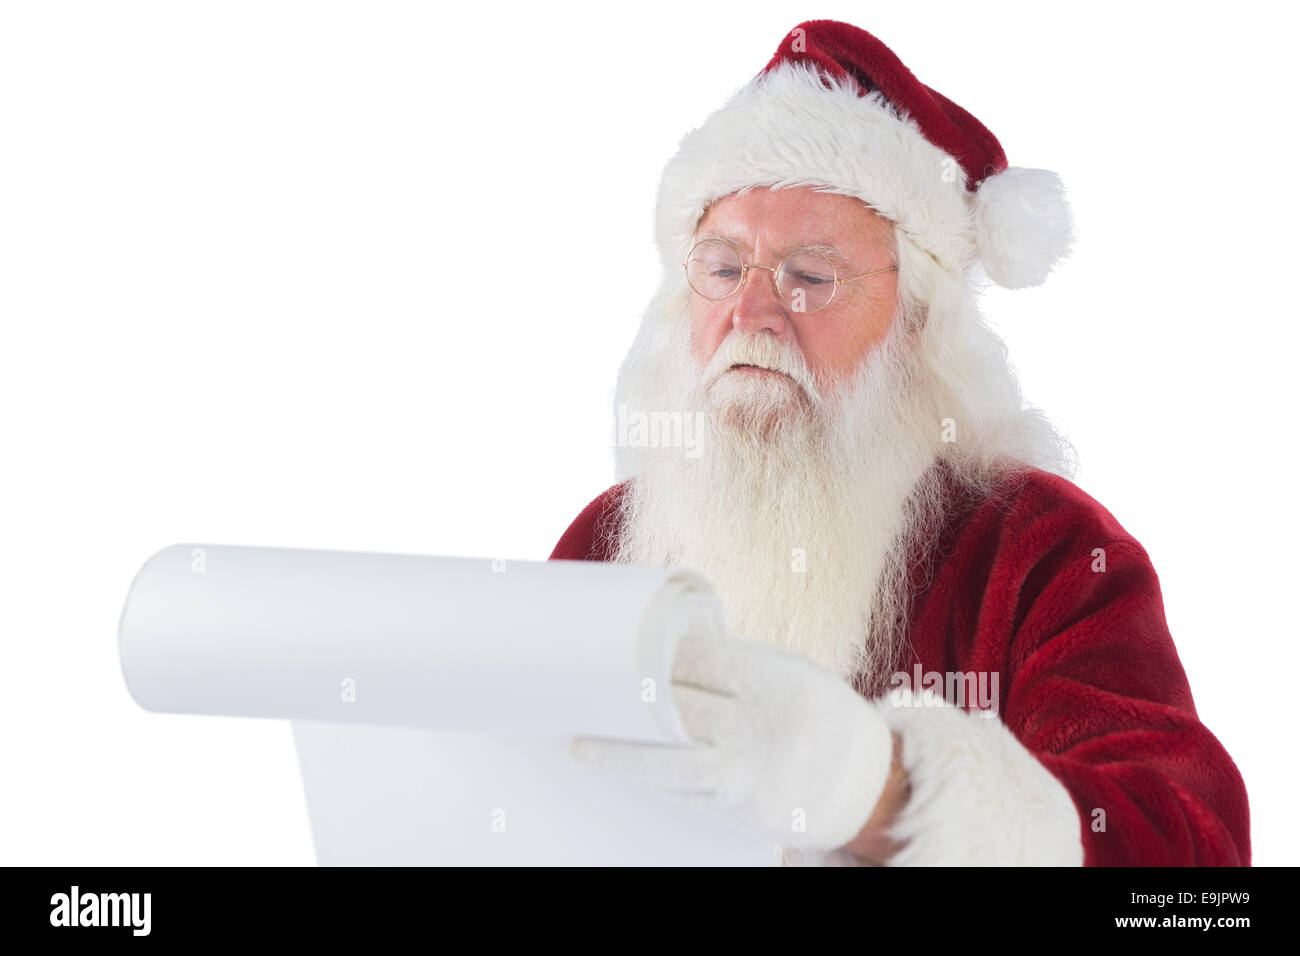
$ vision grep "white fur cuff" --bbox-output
[870,686,1084,866]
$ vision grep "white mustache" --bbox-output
[703,332,821,400]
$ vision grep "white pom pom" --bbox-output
[974,167,1073,288]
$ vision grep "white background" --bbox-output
[2,1,1294,865]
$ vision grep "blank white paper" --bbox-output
[118,544,777,865]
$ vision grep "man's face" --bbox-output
[689,186,899,409]
[620,188,925,682]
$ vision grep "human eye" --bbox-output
[790,269,833,286]
[781,249,837,287]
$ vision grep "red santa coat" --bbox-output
[548,466,1250,866]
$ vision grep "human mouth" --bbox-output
[729,363,786,376]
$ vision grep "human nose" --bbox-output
[731,264,789,336]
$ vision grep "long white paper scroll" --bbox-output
[118,544,777,865]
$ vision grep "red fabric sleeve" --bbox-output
[952,473,1251,865]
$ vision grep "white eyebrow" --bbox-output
[798,243,854,265]
[697,233,854,265]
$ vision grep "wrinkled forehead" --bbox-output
[694,185,896,259]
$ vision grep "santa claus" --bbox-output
[551,20,1249,866]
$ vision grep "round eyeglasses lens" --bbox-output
[685,239,744,300]
[777,249,838,313]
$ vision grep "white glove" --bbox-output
[569,634,894,850]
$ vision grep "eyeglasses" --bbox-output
[684,236,897,314]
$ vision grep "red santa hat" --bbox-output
[656,20,1072,289]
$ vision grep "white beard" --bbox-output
[612,311,944,692]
